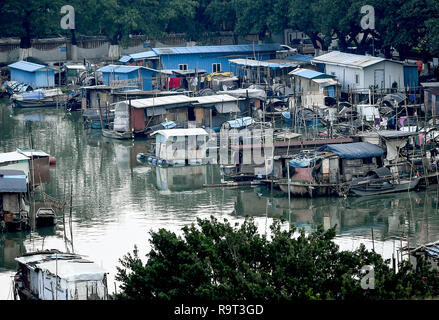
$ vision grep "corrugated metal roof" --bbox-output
[191,94,240,105]
[17,148,50,158]
[151,128,209,139]
[97,64,158,74]
[8,60,50,72]
[312,51,391,69]
[15,252,106,281]
[289,68,333,79]
[123,95,193,109]
[152,43,283,55]
[0,170,27,193]
[119,55,132,63]
[229,58,297,69]
[0,151,30,163]
[317,142,384,159]
[129,50,158,60]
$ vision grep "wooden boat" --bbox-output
[11,88,67,108]
[35,207,56,227]
[102,129,134,140]
[348,167,421,196]
[14,250,108,300]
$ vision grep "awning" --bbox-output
[214,102,240,113]
[317,142,384,159]
[146,106,167,117]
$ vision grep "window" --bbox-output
[355,74,360,84]
[179,64,188,71]
[212,63,221,73]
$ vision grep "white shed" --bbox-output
[151,128,209,166]
[312,51,404,93]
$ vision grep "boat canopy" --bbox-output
[369,167,392,178]
[15,251,107,282]
[151,128,209,139]
[318,142,384,159]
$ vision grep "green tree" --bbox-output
[0,0,63,48]
[95,0,161,46]
[115,216,439,300]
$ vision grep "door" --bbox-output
[374,69,384,88]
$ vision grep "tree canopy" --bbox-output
[115,216,439,300]
[0,0,437,58]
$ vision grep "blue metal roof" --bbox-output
[130,51,158,60]
[8,61,51,72]
[119,56,132,63]
[317,142,384,159]
[290,69,332,79]
[0,170,27,193]
[152,43,283,56]
[286,54,314,63]
[97,65,158,74]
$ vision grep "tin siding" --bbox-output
[10,69,37,87]
[159,52,274,72]
[35,70,55,87]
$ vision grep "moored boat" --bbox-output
[102,128,134,140]
[13,249,109,300]
[35,207,56,227]
[348,167,421,196]
[11,88,67,108]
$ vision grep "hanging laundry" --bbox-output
[164,77,181,89]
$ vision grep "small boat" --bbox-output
[11,88,67,108]
[35,207,56,227]
[101,101,133,139]
[14,249,109,300]
[102,128,134,140]
[348,167,421,196]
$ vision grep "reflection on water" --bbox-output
[2,97,439,299]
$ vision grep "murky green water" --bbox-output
[1,97,439,299]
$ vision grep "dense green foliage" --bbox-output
[115,216,439,300]
[0,0,437,58]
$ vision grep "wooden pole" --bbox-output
[371,227,375,252]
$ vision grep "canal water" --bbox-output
[2,97,439,299]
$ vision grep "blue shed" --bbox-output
[403,64,419,90]
[123,44,283,73]
[8,61,55,88]
[96,65,160,91]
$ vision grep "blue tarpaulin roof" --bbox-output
[286,54,314,63]
[152,44,283,56]
[317,142,384,159]
[161,121,176,129]
[226,117,255,128]
[0,170,27,193]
